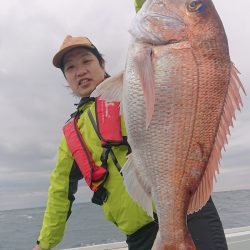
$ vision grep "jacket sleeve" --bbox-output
[134,0,145,12]
[37,136,80,249]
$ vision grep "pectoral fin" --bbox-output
[134,48,155,128]
[121,154,153,218]
[91,72,124,102]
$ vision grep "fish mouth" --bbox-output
[130,12,186,46]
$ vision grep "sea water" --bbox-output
[0,189,250,250]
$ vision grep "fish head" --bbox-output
[130,0,225,45]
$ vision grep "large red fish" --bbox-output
[92,0,245,249]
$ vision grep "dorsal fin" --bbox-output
[188,63,246,214]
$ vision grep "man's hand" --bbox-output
[32,245,49,250]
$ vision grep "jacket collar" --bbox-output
[77,97,95,109]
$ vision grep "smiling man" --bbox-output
[62,45,106,97]
[33,35,156,250]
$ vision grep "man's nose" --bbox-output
[76,65,87,76]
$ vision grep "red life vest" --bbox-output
[63,98,124,193]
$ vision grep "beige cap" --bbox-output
[52,35,96,68]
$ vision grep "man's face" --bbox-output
[63,47,105,97]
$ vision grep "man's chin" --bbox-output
[78,90,92,98]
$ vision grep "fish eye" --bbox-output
[187,0,203,13]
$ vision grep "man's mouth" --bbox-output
[79,79,90,86]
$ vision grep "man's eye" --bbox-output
[66,65,74,71]
[83,59,91,64]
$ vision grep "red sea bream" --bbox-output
[92,0,245,249]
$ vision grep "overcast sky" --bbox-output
[0,0,249,211]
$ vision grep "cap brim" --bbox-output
[52,44,95,68]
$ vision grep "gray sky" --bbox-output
[0,0,249,211]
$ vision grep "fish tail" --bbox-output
[152,231,196,250]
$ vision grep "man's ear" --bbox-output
[101,61,105,69]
